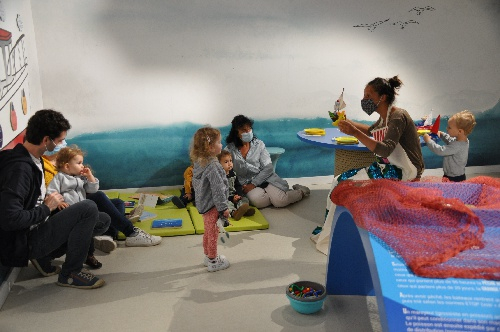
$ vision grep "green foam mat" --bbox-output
[112,190,195,238]
[104,191,120,199]
[188,205,269,234]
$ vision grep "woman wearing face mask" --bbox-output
[311,76,424,254]
[224,114,310,209]
[337,75,424,180]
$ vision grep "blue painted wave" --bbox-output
[73,101,500,189]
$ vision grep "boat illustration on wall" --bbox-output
[0,27,29,149]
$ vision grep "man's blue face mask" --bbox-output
[44,139,67,156]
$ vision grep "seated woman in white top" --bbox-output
[224,114,310,209]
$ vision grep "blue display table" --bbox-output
[326,206,500,332]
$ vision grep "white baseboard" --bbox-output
[0,267,21,310]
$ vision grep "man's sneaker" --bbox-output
[57,270,105,289]
[171,196,186,208]
[207,255,230,272]
[244,207,256,217]
[203,254,226,267]
[85,255,103,269]
[30,257,61,277]
[292,184,311,197]
[231,203,249,221]
[125,227,162,247]
[94,235,117,253]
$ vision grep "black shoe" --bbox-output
[171,196,186,208]
[85,255,103,269]
[30,257,61,277]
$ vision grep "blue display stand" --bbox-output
[326,206,500,332]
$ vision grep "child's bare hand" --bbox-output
[233,195,241,201]
[81,167,93,177]
[423,133,431,143]
[57,202,70,210]
[222,209,230,218]
[184,193,192,200]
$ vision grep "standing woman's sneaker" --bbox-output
[57,270,105,289]
[125,227,162,247]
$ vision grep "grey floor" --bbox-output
[1,170,498,332]
[0,181,381,332]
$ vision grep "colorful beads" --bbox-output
[288,284,324,298]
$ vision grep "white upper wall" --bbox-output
[30,0,500,137]
[0,0,43,145]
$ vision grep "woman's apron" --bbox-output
[311,108,417,255]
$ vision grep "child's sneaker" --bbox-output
[207,255,230,272]
[85,255,103,269]
[292,184,311,197]
[125,227,162,247]
[57,269,105,289]
[244,207,255,217]
[171,196,186,208]
[204,254,226,267]
[231,203,249,220]
[94,235,117,253]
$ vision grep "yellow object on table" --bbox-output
[304,128,326,136]
[417,129,431,135]
[334,136,359,144]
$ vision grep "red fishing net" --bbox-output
[331,176,500,280]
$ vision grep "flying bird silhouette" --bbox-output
[353,18,390,32]
[409,6,435,15]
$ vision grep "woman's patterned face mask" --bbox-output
[360,97,381,116]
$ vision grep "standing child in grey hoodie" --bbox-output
[191,127,230,272]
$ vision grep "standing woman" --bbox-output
[225,115,310,209]
[312,75,425,254]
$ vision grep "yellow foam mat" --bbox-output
[112,190,195,238]
[188,205,269,234]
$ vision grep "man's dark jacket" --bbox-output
[0,144,51,266]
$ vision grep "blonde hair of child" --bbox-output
[190,127,221,166]
[452,110,476,136]
[217,150,231,162]
[55,145,85,171]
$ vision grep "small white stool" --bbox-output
[266,147,285,172]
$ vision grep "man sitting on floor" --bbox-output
[0,109,110,289]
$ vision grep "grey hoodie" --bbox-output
[192,158,229,215]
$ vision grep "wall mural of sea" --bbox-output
[72,101,500,190]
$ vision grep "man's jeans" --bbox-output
[28,200,110,276]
